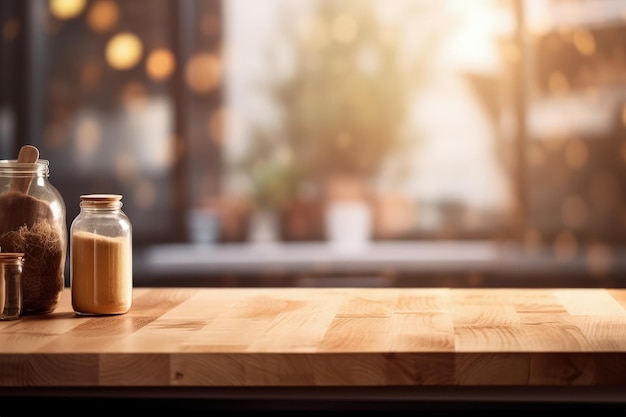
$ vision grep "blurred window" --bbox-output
[1,0,625,267]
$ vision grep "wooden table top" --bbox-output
[1,287,626,388]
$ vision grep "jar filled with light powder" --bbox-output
[70,194,132,316]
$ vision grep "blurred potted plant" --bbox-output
[242,0,442,246]
[231,130,305,242]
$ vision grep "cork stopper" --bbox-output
[80,194,123,209]
[0,252,25,265]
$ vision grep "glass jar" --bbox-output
[0,159,67,315]
[70,194,132,316]
[0,252,25,321]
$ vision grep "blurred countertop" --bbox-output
[132,240,626,288]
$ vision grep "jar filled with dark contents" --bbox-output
[0,149,66,315]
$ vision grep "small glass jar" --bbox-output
[0,252,25,321]
[70,194,132,316]
[0,159,67,315]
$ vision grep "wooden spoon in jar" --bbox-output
[0,144,53,235]
[9,145,40,194]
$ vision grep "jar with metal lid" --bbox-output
[0,152,67,315]
[70,194,132,316]
[0,252,25,321]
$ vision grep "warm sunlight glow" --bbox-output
[105,32,143,70]
[49,0,86,20]
[332,14,358,44]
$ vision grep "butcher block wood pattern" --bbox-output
[1,287,626,388]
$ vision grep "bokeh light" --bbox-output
[572,29,596,56]
[146,48,176,82]
[548,71,569,95]
[185,52,222,93]
[105,32,143,70]
[86,0,120,33]
[49,0,86,20]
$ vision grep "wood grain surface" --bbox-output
[1,287,626,388]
